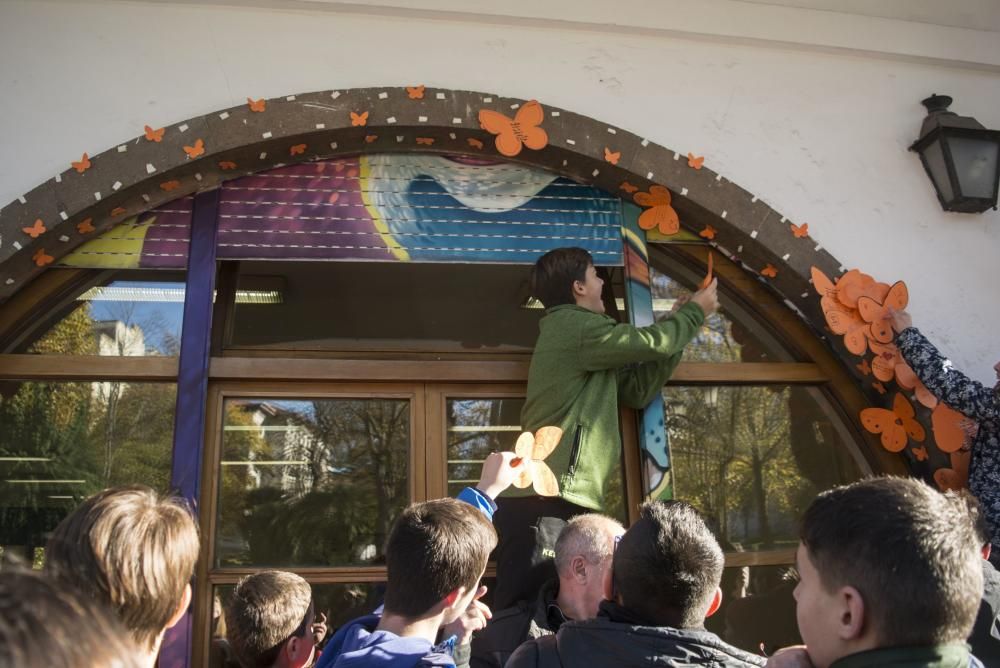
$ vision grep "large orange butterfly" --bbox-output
[868,340,901,382]
[634,185,679,235]
[478,100,548,158]
[823,298,870,356]
[930,403,967,454]
[835,269,889,310]
[857,281,908,344]
[860,393,925,452]
[511,426,562,497]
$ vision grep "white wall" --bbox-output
[1,0,998,381]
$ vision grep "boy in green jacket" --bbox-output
[492,246,718,609]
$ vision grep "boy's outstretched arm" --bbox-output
[455,452,523,521]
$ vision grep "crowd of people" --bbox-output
[2,247,997,668]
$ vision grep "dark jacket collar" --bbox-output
[829,643,973,668]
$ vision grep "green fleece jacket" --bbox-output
[514,301,705,510]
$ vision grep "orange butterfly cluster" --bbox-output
[633,185,679,235]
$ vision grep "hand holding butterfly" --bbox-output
[888,307,912,334]
[476,451,524,500]
[691,278,720,317]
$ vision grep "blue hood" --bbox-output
[315,615,457,668]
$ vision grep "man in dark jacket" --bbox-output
[471,514,624,668]
[506,501,765,668]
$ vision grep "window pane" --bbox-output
[211,581,385,666]
[709,564,800,656]
[447,398,626,523]
[0,381,175,564]
[649,264,795,362]
[12,271,185,356]
[665,386,862,551]
[215,398,410,568]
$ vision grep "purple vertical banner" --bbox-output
[160,188,221,668]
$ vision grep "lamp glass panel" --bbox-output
[921,137,954,203]
[949,135,1000,199]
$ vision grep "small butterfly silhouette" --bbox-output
[183,139,205,159]
[912,446,928,462]
[290,144,307,156]
[350,111,369,127]
[790,223,809,238]
[634,186,679,235]
[111,207,127,217]
[687,153,704,169]
[699,225,717,240]
[619,181,638,194]
[247,97,266,113]
[761,264,778,278]
[415,137,435,145]
[144,125,165,142]
[72,153,91,173]
[160,180,181,192]
[32,248,54,267]
[604,147,621,165]
[22,219,46,239]
[478,100,548,158]
[77,218,95,234]
[219,161,237,170]
[856,359,872,376]
[860,393,925,452]
[872,381,887,395]
[406,85,425,100]
[467,138,484,150]
[511,426,563,497]
[364,134,378,143]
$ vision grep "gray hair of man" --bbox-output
[554,513,625,575]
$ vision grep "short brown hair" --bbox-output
[530,247,593,308]
[612,501,724,628]
[225,570,313,668]
[44,485,200,650]
[0,568,143,667]
[801,476,982,646]
[383,498,497,617]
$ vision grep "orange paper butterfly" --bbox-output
[247,97,266,113]
[183,139,205,159]
[857,281,908,344]
[22,219,46,239]
[512,426,563,497]
[77,218,95,235]
[860,393,925,453]
[290,144,307,156]
[478,100,548,158]
[699,225,717,240]
[912,446,928,462]
[872,381,887,395]
[415,137,435,146]
[219,161,237,170]
[160,180,181,192]
[604,147,621,165]
[790,223,809,238]
[835,270,889,310]
[856,359,872,376]
[144,125,165,142]
[697,251,714,291]
[761,264,778,278]
[406,85,425,100]
[467,138,484,150]
[72,153,91,173]
[110,207,127,217]
[687,153,704,169]
[364,134,378,143]
[350,111,369,127]
[935,450,971,491]
[895,362,937,409]
[868,340,900,382]
[633,186,679,236]
[32,248,54,267]
[930,403,967,454]
[620,181,638,194]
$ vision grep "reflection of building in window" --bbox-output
[242,402,315,494]
[92,320,146,406]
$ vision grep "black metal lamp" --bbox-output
[909,94,1000,213]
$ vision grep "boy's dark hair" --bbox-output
[612,501,724,628]
[956,488,991,548]
[801,476,982,647]
[226,570,314,668]
[530,247,593,308]
[0,569,143,667]
[383,498,497,617]
[44,485,201,650]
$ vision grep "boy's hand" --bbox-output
[443,585,492,646]
[888,307,912,333]
[691,278,720,316]
[476,452,523,500]
[765,647,815,668]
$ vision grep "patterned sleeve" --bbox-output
[896,327,999,422]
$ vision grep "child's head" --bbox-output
[225,570,315,668]
[44,485,200,652]
[531,247,604,313]
[795,477,982,668]
[0,568,143,667]
[383,498,497,623]
[609,501,724,628]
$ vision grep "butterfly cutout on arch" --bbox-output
[478,100,548,158]
[634,185,679,235]
[511,426,563,497]
[860,393,925,453]
[857,281,908,344]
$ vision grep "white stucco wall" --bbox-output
[1,0,998,380]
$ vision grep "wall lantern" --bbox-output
[909,95,1000,213]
